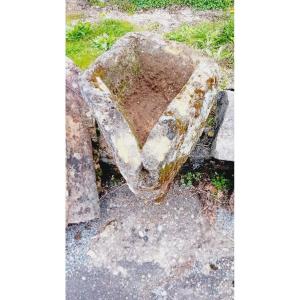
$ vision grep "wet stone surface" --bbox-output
[66,183,234,299]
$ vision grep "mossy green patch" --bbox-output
[88,0,107,7]
[66,13,85,26]
[66,19,135,69]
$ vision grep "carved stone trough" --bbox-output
[79,32,219,201]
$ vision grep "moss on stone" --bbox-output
[159,156,188,185]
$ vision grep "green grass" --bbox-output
[66,19,135,69]
[211,172,232,191]
[104,0,232,11]
[166,13,234,67]
[133,0,232,10]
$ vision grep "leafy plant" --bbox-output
[66,19,135,69]
[92,33,114,50]
[180,171,202,187]
[66,22,92,41]
[211,172,232,191]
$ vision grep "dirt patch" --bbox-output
[116,52,193,146]
[180,159,234,224]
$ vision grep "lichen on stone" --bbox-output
[175,118,188,135]
[206,76,218,90]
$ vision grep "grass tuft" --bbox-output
[166,13,234,67]
[66,19,135,69]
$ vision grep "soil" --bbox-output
[120,53,194,146]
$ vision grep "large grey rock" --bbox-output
[66,58,100,224]
[79,32,220,201]
[211,91,234,161]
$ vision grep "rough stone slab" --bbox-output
[79,32,220,201]
[211,90,234,161]
[66,58,100,224]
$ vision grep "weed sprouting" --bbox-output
[180,171,202,187]
[210,172,232,191]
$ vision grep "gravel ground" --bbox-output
[66,183,234,299]
[66,3,223,34]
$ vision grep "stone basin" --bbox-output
[79,32,220,201]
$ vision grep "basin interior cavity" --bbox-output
[91,39,195,147]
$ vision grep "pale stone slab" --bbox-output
[211,91,234,161]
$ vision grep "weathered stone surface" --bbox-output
[79,33,220,201]
[99,134,115,165]
[66,58,100,224]
[211,90,234,161]
[188,91,229,169]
